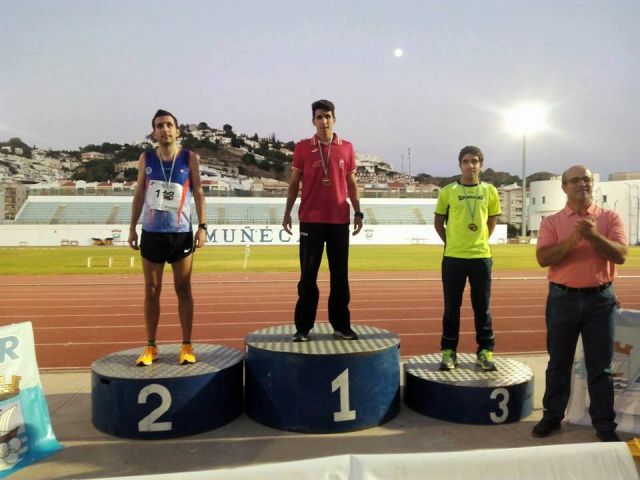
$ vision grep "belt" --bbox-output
[550,282,612,294]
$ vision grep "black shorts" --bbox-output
[140,230,194,264]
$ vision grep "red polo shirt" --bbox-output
[537,203,627,288]
[292,133,356,224]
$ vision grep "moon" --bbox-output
[394,48,403,57]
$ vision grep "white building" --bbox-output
[529,174,640,245]
[498,183,524,228]
[356,153,392,174]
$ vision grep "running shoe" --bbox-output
[292,331,310,342]
[179,343,196,365]
[596,430,620,442]
[439,349,458,371]
[531,418,561,437]
[476,349,497,371]
[136,346,158,366]
[332,328,359,340]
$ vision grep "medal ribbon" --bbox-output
[462,183,480,225]
[157,148,178,187]
[317,136,332,180]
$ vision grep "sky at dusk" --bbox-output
[1,0,638,179]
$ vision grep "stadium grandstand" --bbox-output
[15,196,436,226]
[6,196,509,247]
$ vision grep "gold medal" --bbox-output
[322,177,331,186]
[462,183,481,232]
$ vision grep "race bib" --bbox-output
[146,180,183,211]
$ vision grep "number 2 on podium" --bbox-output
[138,384,173,432]
[332,369,356,422]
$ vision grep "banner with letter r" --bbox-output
[0,322,62,478]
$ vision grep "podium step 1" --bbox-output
[245,323,400,433]
[404,353,534,425]
[91,343,243,439]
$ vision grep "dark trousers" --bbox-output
[294,223,351,333]
[542,283,617,433]
[440,256,495,352]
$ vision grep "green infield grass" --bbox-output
[1,244,639,276]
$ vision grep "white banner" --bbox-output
[0,322,62,478]
[95,444,637,480]
[0,224,507,246]
[567,309,640,434]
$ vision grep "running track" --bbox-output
[1,270,639,369]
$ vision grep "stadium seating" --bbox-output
[365,204,435,225]
[15,198,435,225]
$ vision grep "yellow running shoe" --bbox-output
[179,343,196,365]
[136,346,158,366]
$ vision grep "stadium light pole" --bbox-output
[504,104,548,237]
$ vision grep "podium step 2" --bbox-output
[91,343,243,439]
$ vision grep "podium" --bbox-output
[404,353,534,424]
[245,324,400,433]
[92,343,243,439]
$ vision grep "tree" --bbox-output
[223,124,233,137]
[507,223,520,238]
[180,134,219,151]
[3,138,32,158]
[124,168,138,181]
[100,142,123,154]
[114,144,146,161]
[71,158,116,182]
[258,160,271,171]
[80,144,99,152]
[242,153,257,165]
[197,122,210,130]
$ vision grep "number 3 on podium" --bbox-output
[490,387,510,424]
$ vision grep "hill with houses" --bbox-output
[0,124,555,197]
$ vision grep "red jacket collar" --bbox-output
[311,133,342,146]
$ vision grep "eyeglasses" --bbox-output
[565,176,593,185]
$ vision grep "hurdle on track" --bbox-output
[87,256,135,268]
[242,244,251,270]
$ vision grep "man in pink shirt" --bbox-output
[282,99,363,342]
[533,165,628,442]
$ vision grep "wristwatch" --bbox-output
[198,223,208,232]
[354,212,364,219]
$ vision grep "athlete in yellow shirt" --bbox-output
[434,146,501,371]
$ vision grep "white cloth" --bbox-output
[95,443,638,480]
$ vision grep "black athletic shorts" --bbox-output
[140,230,194,264]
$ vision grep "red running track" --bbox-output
[1,270,638,369]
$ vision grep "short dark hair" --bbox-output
[458,145,484,164]
[311,99,335,119]
[152,109,178,129]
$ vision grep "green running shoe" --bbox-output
[476,349,497,371]
[439,349,458,371]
